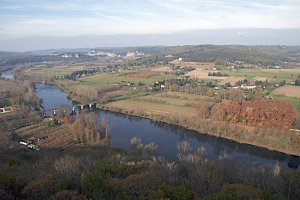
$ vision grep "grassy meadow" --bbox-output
[24,65,86,79]
[220,68,298,82]
[103,92,215,118]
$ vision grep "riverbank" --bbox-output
[47,80,300,157]
[97,103,300,156]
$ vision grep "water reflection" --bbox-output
[35,83,74,110]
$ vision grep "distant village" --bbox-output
[57,50,147,59]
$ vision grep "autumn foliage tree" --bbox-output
[63,114,73,124]
[195,100,211,119]
[210,99,296,129]
[241,100,296,129]
[211,101,241,123]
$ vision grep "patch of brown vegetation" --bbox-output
[16,123,76,149]
[218,77,245,86]
[272,85,300,98]
[254,77,268,82]
[150,66,174,72]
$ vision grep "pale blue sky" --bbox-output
[0,0,300,40]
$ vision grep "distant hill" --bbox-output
[105,45,300,65]
[0,45,299,67]
[164,45,300,64]
[1,28,300,52]
[0,51,22,57]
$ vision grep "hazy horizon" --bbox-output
[1,0,300,51]
[1,28,300,52]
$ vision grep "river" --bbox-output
[0,69,14,80]
[1,69,299,168]
[33,82,300,169]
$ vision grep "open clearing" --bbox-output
[185,70,227,80]
[272,85,300,98]
[218,76,245,86]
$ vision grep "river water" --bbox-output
[33,82,299,169]
[1,69,299,168]
[0,69,14,80]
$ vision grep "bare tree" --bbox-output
[101,116,111,139]
[144,142,158,156]
[177,140,191,161]
[54,155,80,176]
[85,112,99,144]
[72,113,85,143]
[195,100,211,119]
[58,104,67,119]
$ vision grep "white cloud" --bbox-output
[0,0,299,39]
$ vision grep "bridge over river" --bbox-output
[42,102,100,116]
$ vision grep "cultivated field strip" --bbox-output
[16,123,76,150]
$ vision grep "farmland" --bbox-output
[218,76,245,86]
[1,44,300,200]
[61,71,176,103]
[104,92,198,117]
[15,122,77,150]
[1,47,300,155]
[220,68,297,82]
[78,72,176,86]
[170,61,215,70]
[23,65,86,79]
[272,85,300,98]
[185,70,227,80]
[150,66,174,72]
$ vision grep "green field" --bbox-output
[79,73,176,86]
[106,98,197,117]
[102,91,199,118]
[63,72,176,94]
[136,94,195,107]
[25,65,85,79]
[220,68,299,82]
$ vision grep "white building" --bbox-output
[241,84,256,90]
